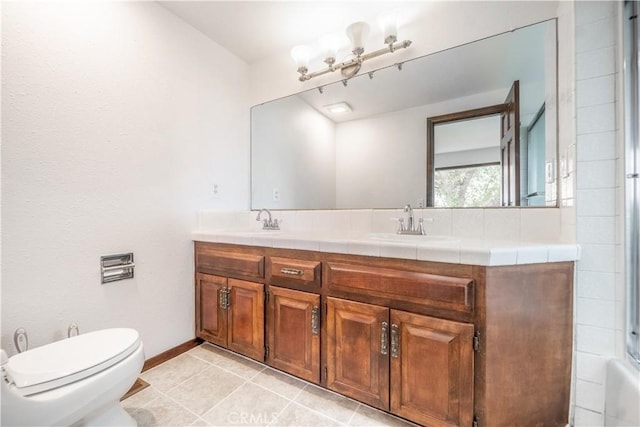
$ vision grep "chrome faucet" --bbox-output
[256,208,280,230]
[397,204,425,235]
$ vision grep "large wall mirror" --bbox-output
[251,19,557,210]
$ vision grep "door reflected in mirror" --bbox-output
[433,115,502,207]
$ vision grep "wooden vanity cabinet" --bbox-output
[196,273,264,361]
[390,309,474,427]
[266,286,320,383]
[195,243,266,362]
[194,242,574,427]
[326,297,390,410]
[326,297,474,426]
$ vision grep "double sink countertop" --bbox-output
[192,229,580,267]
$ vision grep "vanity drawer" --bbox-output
[196,245,265,280]
[268,257,321,290]
[326,262,473,315]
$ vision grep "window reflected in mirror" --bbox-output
[435,164,501,208]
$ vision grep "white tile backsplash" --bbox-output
[577,297,616,329]
[576,379,605,414]
[577,270,616,301]
[577,131,616,162]
[576,103,616,134]
[575,16,616,54]
[196,208,567,244]
[575,1,615,26]
[520,208,561,242]
[577,159,616,189]
[576,75,615,108]
[576,324,616,356]
[576,188,616,217]
[451,209,485,239]
[574,406,604,427]
[576,216,616,244]
[422,209,453,236]
[576,352,608,384]
[578,243,616,273]
[483,209,520,241]
[576,47,616,81]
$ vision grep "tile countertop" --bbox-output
[192,230,580,267]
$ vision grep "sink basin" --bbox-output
[366,233,458,243]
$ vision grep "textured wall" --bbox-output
[1,2,249,357]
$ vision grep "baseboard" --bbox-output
[142,338,202,372]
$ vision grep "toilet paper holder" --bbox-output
[100,253,135,284]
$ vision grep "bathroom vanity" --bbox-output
[193,233,575,427]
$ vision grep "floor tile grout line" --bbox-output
[247,373,305,402]
[199,375,265,422]
[154,362,218,396]
[346,403,363,426]
[295,382,363,421]
[145,385,212,424]
[287,392,352,426]
[267,397,296,426]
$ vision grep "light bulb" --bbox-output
[378,11,399,45]
[290,45,311,71]
[319,34,341,65]
[346,21,370,56]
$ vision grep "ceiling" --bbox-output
[158,1,433,64]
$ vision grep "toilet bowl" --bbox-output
[1,328,144,426]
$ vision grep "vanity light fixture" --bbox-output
[324,102,352,114]
[291,15,412,82]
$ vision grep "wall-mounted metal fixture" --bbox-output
[291,13,412,82]
[101,253,135,284]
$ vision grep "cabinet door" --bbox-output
[227,278,265,361]
[326,297,390,410]
[267,287,320,383]
[195,273,227,347]
[390,310,474,427]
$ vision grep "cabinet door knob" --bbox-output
[381,322,389,355]
[391,324,399,358]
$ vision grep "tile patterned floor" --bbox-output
[123,343,417,427]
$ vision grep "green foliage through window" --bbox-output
[434,164,501,207]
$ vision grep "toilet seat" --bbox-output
[4,328,140,396]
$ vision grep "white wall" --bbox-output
[251,96,336,209]
[1,2,250,357]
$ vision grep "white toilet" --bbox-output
[1,328,144,426]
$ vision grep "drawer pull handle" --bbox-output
[311,306,320,335]
[391,324,399,358]
[280,267,304,276]
[381,322,389,355]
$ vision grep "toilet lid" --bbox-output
[5,328,140,396]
